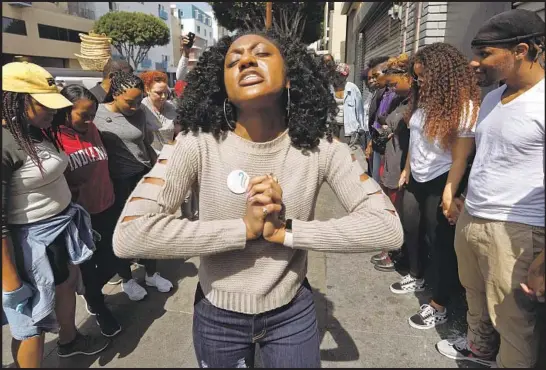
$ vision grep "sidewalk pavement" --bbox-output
[0,184,523,368]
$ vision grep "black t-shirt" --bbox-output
[89,82,107,103]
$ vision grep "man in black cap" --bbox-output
[436,9,544,368]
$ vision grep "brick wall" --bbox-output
[399,2,448,56]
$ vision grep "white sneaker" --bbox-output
[145,273,173,293]
[121,279,147,301]
[436,336,497,367]
[390,274,425,294]
[408,303,447,330]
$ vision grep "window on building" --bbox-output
[194,9,199,18]
[197,25,201,34]
[38,24,81,43]
[204,29,206,37]
[3,17,27,36]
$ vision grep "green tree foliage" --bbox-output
[94,11,170,69]
[210,2,324,44]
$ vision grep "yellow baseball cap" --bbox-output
[2,62,72,109]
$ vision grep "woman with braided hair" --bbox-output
[388,43,481,330]
[111,19,403,366]
[94,70,174,301]
[2,62,109,365]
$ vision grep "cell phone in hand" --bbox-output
[186,32,195,49]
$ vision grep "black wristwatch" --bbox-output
[285,219,292,232]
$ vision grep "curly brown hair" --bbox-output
[406,43,480,150]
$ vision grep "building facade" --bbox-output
[319,2,348,62]
[342,1,518,98]
[2,1,179,80]
[206,10,230,44]
[2,2,96,68]
[173,4,214,70]
[177,4,214,46]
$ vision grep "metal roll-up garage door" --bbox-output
[355,33,365,92]
[361,4,402,101]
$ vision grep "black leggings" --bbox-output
[111,170,156,279]
[401,171,460,307]
[79,203,130,311]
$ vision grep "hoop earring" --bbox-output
[223,99,235,130]
[286,87,291,119]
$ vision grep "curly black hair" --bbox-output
[176,28,337,150]
[368,56,390,69]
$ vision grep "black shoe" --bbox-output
[57,332,110,358]
[96,309,122,338]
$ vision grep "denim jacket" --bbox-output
[343,82,366,136]
[8,202,95,324]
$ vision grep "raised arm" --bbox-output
[176,55,189,81]
[175,35,191,81]
[112,136,247,260]
[291,142,404,253]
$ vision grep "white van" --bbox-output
[44,67,103,90]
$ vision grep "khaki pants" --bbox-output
[455,209,544,368]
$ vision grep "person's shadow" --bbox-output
[314,288,359,362]
[40,258,198,368]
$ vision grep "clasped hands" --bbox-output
[243,174,286,244]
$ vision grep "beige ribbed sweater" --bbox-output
[113,130,403,314]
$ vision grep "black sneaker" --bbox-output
[57,332,110,358]
[96,309,122,338]
[107,274,123,285]
[374,255,396,272]
[408,304,448,330]
[390,274,425,294]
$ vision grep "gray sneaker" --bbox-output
[370,250,389,264]
[57,332,110,358]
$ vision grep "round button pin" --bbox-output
[227,170,250,194]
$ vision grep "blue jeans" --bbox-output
[193,279,321,368]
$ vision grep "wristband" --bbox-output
[283,219,293,247]
[283,229,294,248]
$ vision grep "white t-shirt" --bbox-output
[409,102,476,183]
[465,79,545,227]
